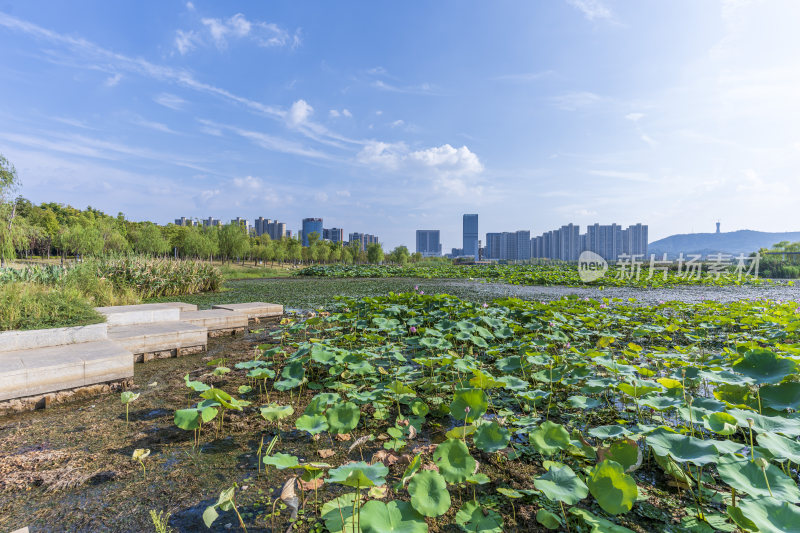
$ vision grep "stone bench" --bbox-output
[180,309,248,336]
[0,340,133,407]
[212,302,283,321]
[95,302,198,326]
[108,321,208,363]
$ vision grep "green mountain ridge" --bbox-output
[648,230,800,258]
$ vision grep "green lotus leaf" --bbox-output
[598,439,641,472]
[321,493,359,533]
[259,404,294,422]
[433,439,477,484]
[262,452,299,470]
[247,367,275,380]
[529,421,572,456]
[739,497,800,533]
[716,453,800,502]
[567,395,603,409]
[646,428,718,465]
[703,412,739,435]
[587,460,638,515]
[408,470,451,517]
[760,382,800,411]
[757,432,800,463]
[474,421,511,453]
[120,391,139,404]
[533,464,588,505]
[536,509,561,530]
[588,425,631,440]
[450,388,488,423]
[728,409,800,437]
[454,501,503,533]
[184,374,210,393]
[732,349,797,385]
[499,375,529,391]
[326,461,388,489]
[174,408,200,431]
[304,392,341,415]
[326,401,361,434]
[726,505,758,533]
[639,395,682,411]
[569,508,636,533]
[295,414,329,435]
[399,454,422,487]
[617,379,662,398]
[359,500,428,533]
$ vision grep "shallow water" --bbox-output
[151,276,800,311]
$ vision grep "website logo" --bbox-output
[578,251,608,282]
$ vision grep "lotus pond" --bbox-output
[3,279,800,533]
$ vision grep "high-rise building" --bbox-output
[348,232,379,251]
[416,230,442,257]
[531,223,648,261]
[202,217,221,227]
[485,230,531,260]
[302,218,323,246]
[323,228,344,243]
[462,214,479,258]
[231,217,251,233]
[174,217,196,227]
[254,217,288,240]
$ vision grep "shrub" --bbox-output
[0,282,104,331]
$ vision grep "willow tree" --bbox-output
[0,155,22,267]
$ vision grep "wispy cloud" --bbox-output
[588,170,653,182]
[197,118,333,160]
[565,0,613,21]
[104,73,122,87]
[372,79,439,95]
[154,93,187,110]
[550,91,602,110]
[175,12,301,55]
[131,115,179,134]
[490,70,555,82]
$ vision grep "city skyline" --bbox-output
[1,2,798,249]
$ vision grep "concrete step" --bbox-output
[95,302,197,326]
[0,340,133,402]
[108,321,208,361]
[212,302,283,319]
[180,309,248,333]
[0,323,108,352]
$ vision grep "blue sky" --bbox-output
[1,0,798,249]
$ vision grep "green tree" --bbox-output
[130,223,170,256]
[388,245,410,265]
[217,223,250,263]
[367,242,384,264]
[0,155,22,266]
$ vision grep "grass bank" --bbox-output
[0,256,223,331]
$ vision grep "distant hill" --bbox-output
[649,230,800,258]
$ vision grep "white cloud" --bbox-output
[314,192,329,203]
[233,175,262,190]
[625,112,644,122]
[189,12,299,52]
[131,116,178,134]
[185,2,195,11]
[566,0,613,21]
[104,73,122,87]
[175,29,200,55]
[154,93,187,110]
[391,119,405,128]
[550,91,602,111]
[371,80,438,95]
[588,170,652,182]
[357,142,484,196]
[336,190,351,197]
[287,99,313,127]
[329,108,352,119]
[490,70,555,82]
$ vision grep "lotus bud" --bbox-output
[747,417,754,428]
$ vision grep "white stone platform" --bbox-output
[212,302,283,320]
[180,309,247,335]
[95,302,198,326]
[0,340,133,402]
[108,321,208,362]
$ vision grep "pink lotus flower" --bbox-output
[409,326,417,334]
[482,303,489,308]
[419,290,424,295]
